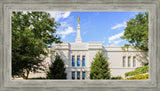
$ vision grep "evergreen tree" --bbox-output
[90,50,111,79]
[47,55,66,79]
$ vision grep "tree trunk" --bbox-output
[22,73,27,79]
[26,69,30,79]
[22,69,30,79]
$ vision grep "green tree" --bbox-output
[90,50,111,79]
[12,11,61,79]
[47,55,66,79]
[121,12,148,51]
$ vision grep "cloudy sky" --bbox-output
[47,11,143,46]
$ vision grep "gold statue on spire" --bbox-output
[78,15,80,24]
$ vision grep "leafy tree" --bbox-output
[121,12,148,51]
[90,50,111,79]
[12,11,61,79]
[46,55,66,79]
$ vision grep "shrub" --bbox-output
[126,74,148,80]
[111,76,123,80]
[46,55,66,79]
[125,65,149,77]
[28,77,46,80]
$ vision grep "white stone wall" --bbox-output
[60,42,147,79]
[103,46,148,78]
[28,42,148,79]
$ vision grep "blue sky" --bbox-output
[48,11,143,46]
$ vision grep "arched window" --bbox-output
[82,56,85,67]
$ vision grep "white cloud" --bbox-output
[109,40,123,46]
[57,26,76,39]
[62,12,71,18]
[47,11,71,21]
[60,22,69,27]
[108,31,124,43]
[102,37,106,44]
[109,44,115,46]
[113,40,123,44]
[111,22,126,30]
[83,31,88,35]
[57,22,76,38]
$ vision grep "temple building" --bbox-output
[28,17,148,80]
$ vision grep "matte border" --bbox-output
[0,0,159,91]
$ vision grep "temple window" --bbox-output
[133,56,136,67]
[128,56,131,67]
[82,56,85,67]
[82,71,85,80]
[72,56,75,67]
[123,56,126,67]
[77,56,80,67]
[72,71,75,79]
[77,71,80,80]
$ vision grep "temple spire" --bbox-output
[75,16,82,43]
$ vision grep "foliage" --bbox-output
[28,77,46,80]
[90,50,111,79]
[121,44,130,52]
[144,62,149,66]
[126,74,148,80]
[46,55,66,79]
[121,12,148,51]
[125,65,149,77]
[12,11,61,79]
[111,76,123,80]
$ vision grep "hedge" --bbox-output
[126,74,148,80]
[111,76,123,80]
[28,77,46,79]
[125,65,149,77]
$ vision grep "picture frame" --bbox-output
[0,0,159,91]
